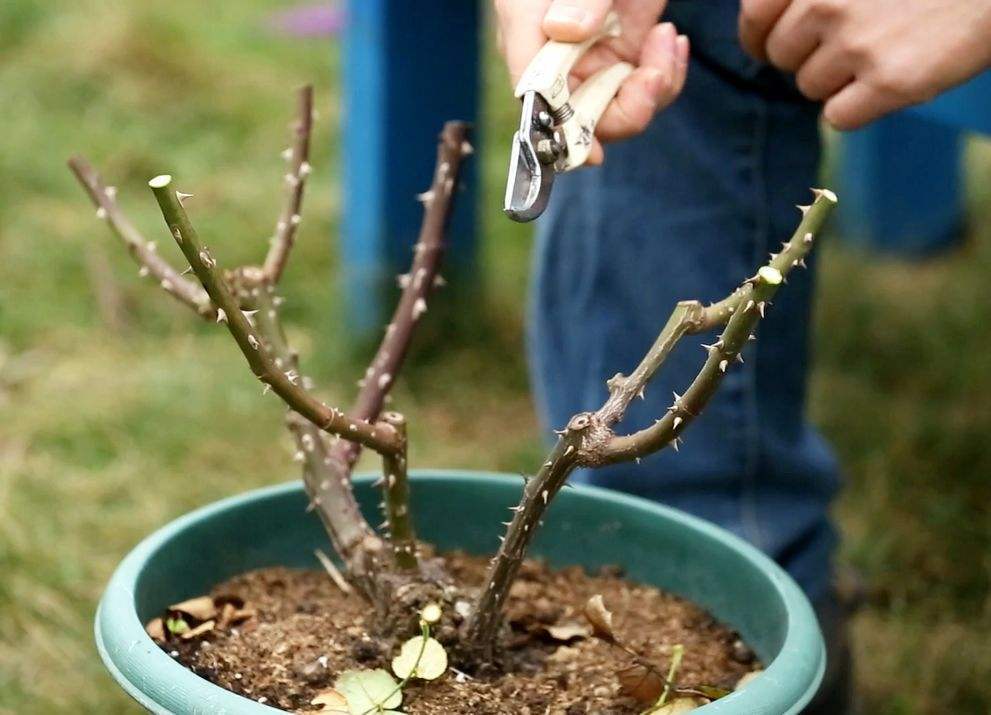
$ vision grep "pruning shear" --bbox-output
[504,12,633,222]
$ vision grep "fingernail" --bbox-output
[642,68,669,107]
[660,22,677,51]
[676,35,690,66]
[545,4,589,30]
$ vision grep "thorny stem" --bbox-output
[379,412,418,570]
[262,85,313,284]
[247,284,388,598]
[72,114,473,606]
[466,189,838,651]
[598,191,836,463]
[148,174,402,458]
[69,150,389,599]
[67,156,215,319]
[333,121,473,472]
[464,438,579,649]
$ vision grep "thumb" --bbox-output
[542,0,613,43]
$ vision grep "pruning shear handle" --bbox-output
[504,12,633,222]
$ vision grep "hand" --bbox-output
[494,0,689,164]
[739,0,991,130]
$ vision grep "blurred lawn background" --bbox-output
[0,2,988,713]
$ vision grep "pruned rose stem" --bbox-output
[148,173,403,457]
[262,85,313,284]
[247,284,388,599]
[464,189,838,651]
[379,412,418,570]
[70,111,473,606]
[67,155,215,319]
[331,121,473,472]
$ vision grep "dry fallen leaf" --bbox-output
[311,688,349,713]
[617,663,665,704]
[583,594,616,643]
[543,622,590,642]
[180,619,215,640]
[168,596,216,621]
[217,603,255,629]
[145,617,165,642]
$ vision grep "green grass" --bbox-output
[0,2,988,713]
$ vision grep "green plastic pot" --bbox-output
[96,471,824,714]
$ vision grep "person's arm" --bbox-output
[493,0,689,164]
[739,0,991,129]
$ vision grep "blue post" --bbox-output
[837,70,991,256]
[342,0,481,336]
[838,113,963,256]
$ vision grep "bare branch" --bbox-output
[262,85,314,284]
[378,412,418,570]
[243,284,386,593]
[466,189,838,651]
[332,121,473,471]
[67,156,215,318]
[147,174,402,457]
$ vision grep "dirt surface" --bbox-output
[161,553,759,713]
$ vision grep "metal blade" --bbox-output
[504,92,556,222]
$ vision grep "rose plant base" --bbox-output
[172,557,757,713]
[96,472,825,714]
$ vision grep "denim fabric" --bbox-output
[528,0,840,601]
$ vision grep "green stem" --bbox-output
[599,190,836,462]
[653,644,684,711]
[147,174,401,458]
[466,189,838,653]
[379,412,417,570]
[247,285,388,599]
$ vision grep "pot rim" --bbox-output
[96,470,825,714]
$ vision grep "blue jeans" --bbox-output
[528,0,839,601]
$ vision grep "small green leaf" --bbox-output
[420,603,442,625]
[165,616,189,635]
[335,669,402,714]
[391,636,448,681]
